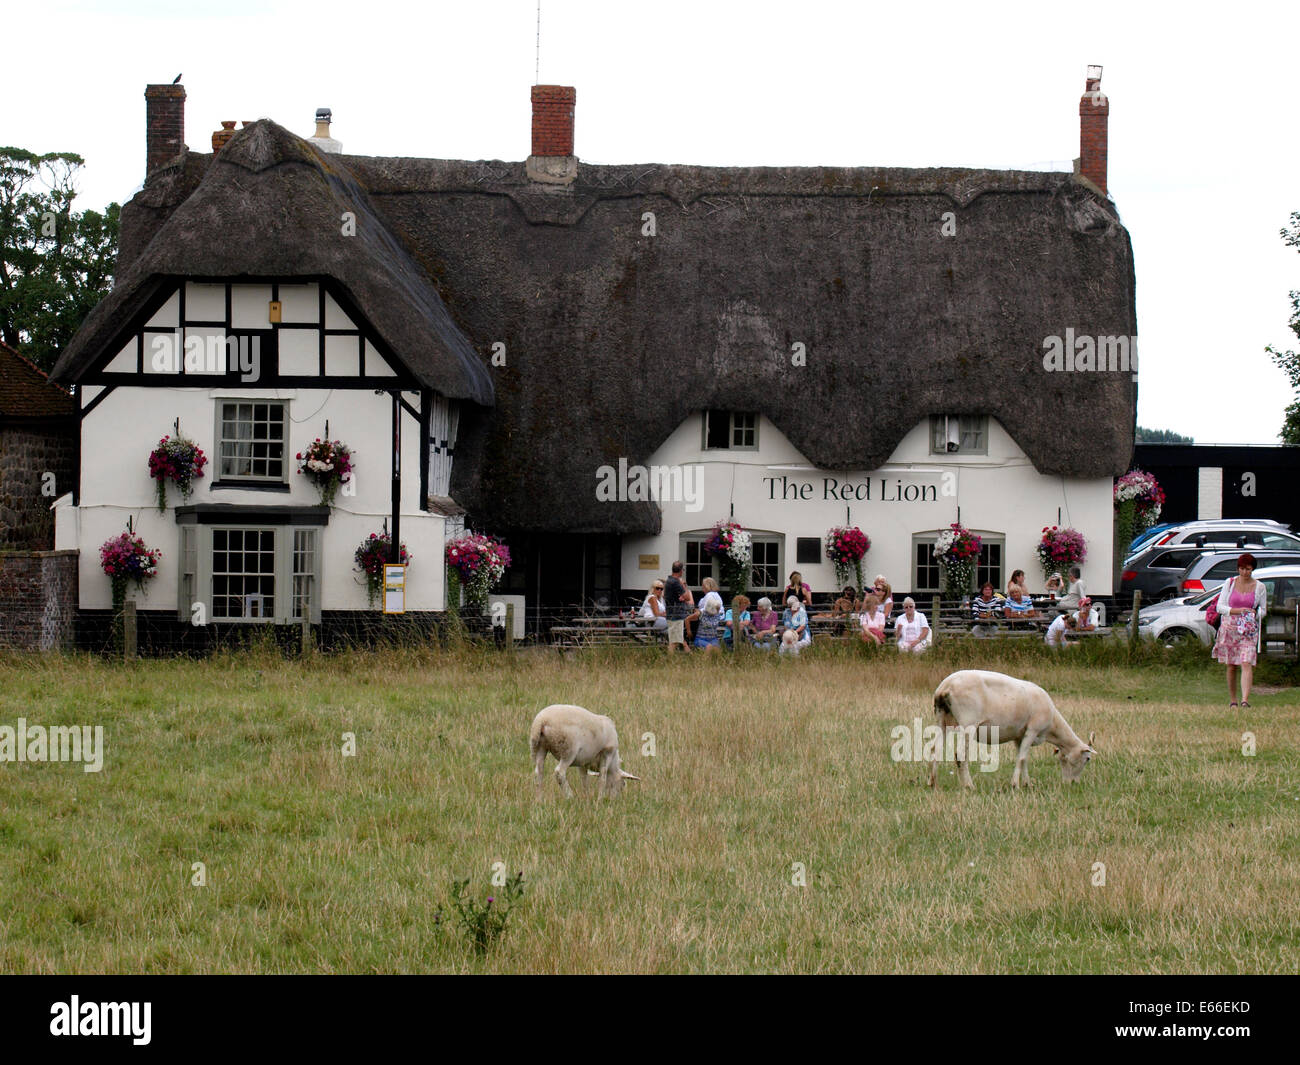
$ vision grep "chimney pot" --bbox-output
[308,108,342,154]
[212,120,237,153]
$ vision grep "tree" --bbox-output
[0,146,120,373]
[1135,425,1194,444]
[1266,211,1300,445]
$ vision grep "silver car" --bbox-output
[1177,550,1300,597]
[1137,564,1300,649]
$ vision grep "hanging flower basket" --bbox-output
[445,533,511,614]
[148,433,207,512]
[100,528,161,652]
[933,522,982,599]
[703,519,752,595]
[1114,469,1165,552]
[1037,526,1087,582]
[826,525,870,591]
[355,531,410,608]
[297,437,354,506]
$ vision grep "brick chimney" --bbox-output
[1078,65,1108,195]
[527,85,577,185]
[145,82,187,177]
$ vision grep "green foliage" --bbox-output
[1266,211,1300,445]
[0,146,120,371]
[447,871,526,954]
[1135,426,1194,444]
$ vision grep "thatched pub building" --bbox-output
[52,71,1135,640]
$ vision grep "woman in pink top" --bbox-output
[1212,553,1268,708]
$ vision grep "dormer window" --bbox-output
[930,415,988,455]
[704,411,758,450]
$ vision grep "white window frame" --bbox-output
[702,411,759,451]
[912,533,942,595]
[181,524,323,624]
[929,415,988,456]
[215,399,289,484]
[749,535,782,592]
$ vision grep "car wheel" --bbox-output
[1160,627,1195,647]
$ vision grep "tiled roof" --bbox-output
[0,341,77,419]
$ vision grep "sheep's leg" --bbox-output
[553,756,576,798]
[928,719,946,788]
[532,747,548,799]
[1012,734,1035,788]
[957,733,975,789]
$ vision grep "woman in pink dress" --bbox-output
[1212,553,1268,707]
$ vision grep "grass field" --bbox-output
[1,640,1297,973]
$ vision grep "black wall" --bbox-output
[1134,445,1300,530]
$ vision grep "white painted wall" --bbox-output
[619,414,1115,596]
[62,384,443,612]
[1197,467,1224,520]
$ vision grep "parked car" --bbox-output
[1131,519,1296,556]
[1135,565,1300,649]
[1133,586,1218,645]
[1127,522,1178,555]
[1121,521,1300,600]
[1177,550,1300,596]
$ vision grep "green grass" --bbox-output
[0,640,1296,973]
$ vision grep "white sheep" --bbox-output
[928,669,1095,789]
[529,704,641,799]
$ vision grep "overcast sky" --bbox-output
[10,0,1299,445]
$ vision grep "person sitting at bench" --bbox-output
[1044,572,1066,600]
[859,592,886,645]
[638,581,668,632]
[1006,569,1029,599]
[780,595,812,654]
[750,597,781,650]
[783,571,813,609]
[895,597,931,653]
[723,595,752,650]
[693,596,725,652]
[1002,588,1040,621]
[1072,597,1096,632]
[971,582,1005,621]
[815,586,860,634]
[1045,611,1078,648]
[870,575,894,617]
[1055,566,1086,612]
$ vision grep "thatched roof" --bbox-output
[59,121,1137,535]
[51,123,492,405]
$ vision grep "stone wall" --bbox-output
[0,550,79,650]
[0,425,77,550]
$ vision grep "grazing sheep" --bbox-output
[928,669,1095,789]
[529,704,640,799]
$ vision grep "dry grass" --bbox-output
[0,642,1296,973]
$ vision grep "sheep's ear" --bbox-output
[1088,731,1096,747]
[587,769,600,776]
[620,770,641,781]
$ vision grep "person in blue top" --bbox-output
[723,594,752,650]
[780,595,812,654]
